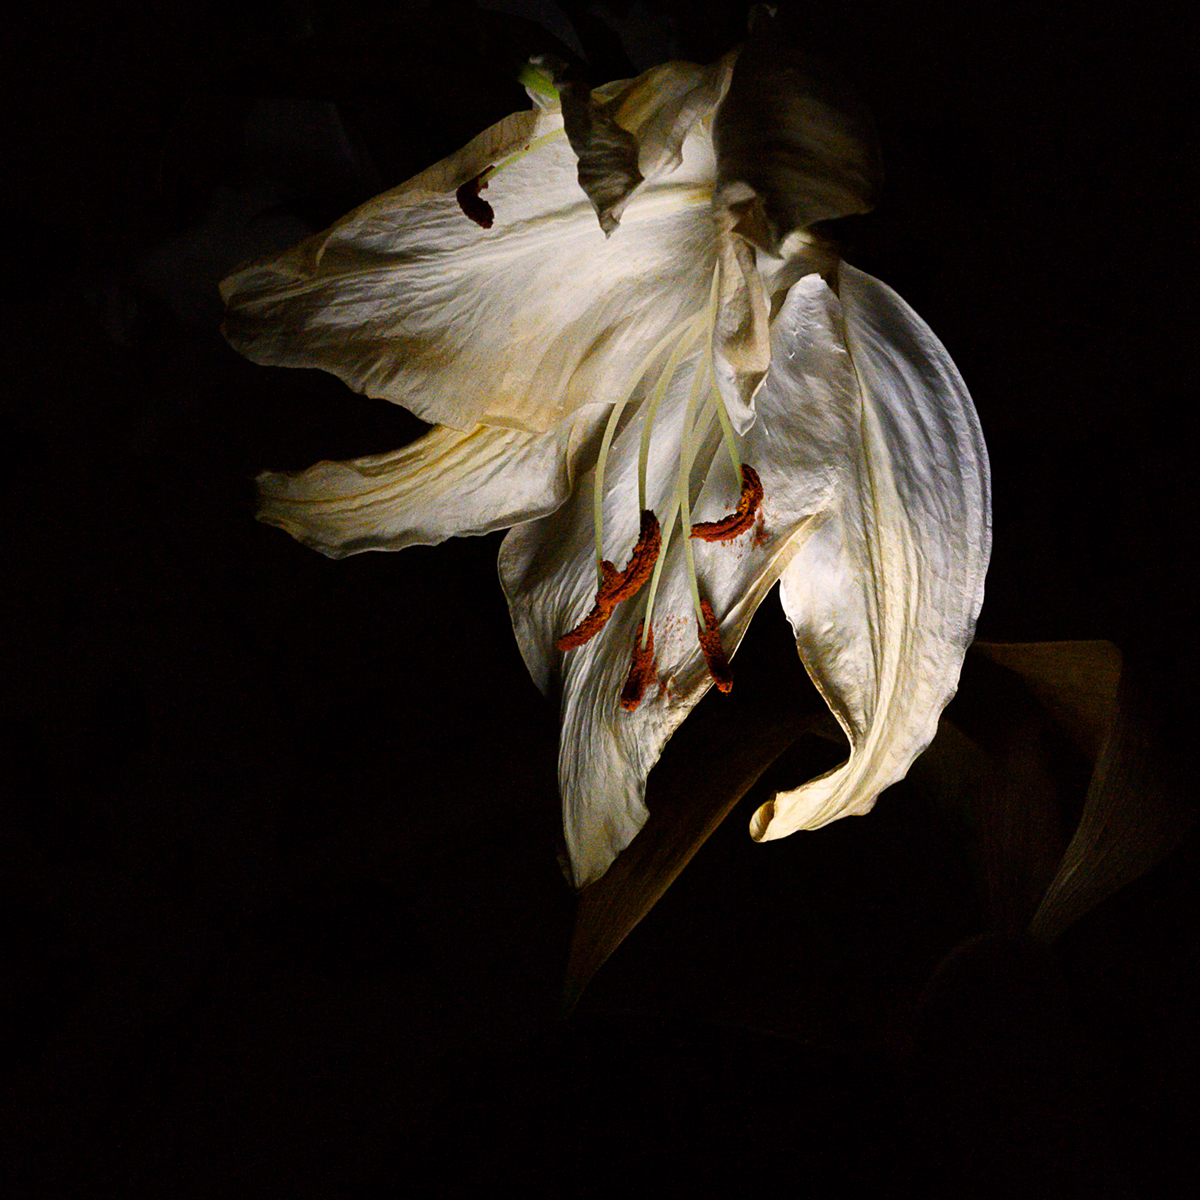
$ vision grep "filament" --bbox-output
[640,500,678,646]
[637,312,705,511]
[711,378,743,481]
[592,308,708,587]
[480,129,567,183]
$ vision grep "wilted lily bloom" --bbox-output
[222,20,991,887]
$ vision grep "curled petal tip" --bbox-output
[749,799,775,841]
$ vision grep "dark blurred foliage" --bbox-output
[6,2,1194,1194]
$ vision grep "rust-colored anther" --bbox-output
[619,621,657,711]
[697,599,733,692]
[456,170,495,228]
[690,464,764,542]
[557,510,662,651]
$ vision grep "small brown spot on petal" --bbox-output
[557,511,662,651]
[697,599,733,693]
[456,170,495,228]
[619,621,657,711]
[690,465,764,542]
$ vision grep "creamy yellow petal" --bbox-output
[752,265,990,841]
[222,70,725,436]
[257,409,609,558]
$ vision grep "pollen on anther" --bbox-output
[697,599,733,692]
[691,465,764,542]
[620,621,657,711]
[557,510,662,651]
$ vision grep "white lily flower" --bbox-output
[222,19,991,888]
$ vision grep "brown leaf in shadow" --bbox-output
[971,640,1121,762]
[1031,657,1197,943]
[907,643,1119,934]
[562,636,1194,1015]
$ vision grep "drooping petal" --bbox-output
[502,268,988,887]
[561,54,735,233]
[257,407,610,558]
[751,263,991,842]
[713,9,882,254]
[222,68,726,436]
[498,275,850,886]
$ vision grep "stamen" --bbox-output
[456,172,494,228]
[639,383,716,646]
[619,620,657,711]
[557,510,661,651]
[696,599,733,692]
[691,464,764,542]
[640,500,678,648]
[637,313,705,511]
[479,129,566,184]
[678,360,709,622]
[710,375,743,481]
[593,389,631,586]
[593,311,704,588]
[675,264,722,622]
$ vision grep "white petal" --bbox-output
[500,352,723,885]
[257,408,609,558]
[222,76,723,436]
[751,264,991,841]
[505,266,988,886]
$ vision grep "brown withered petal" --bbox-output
[713,8,882,254]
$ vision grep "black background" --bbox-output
[7,1,1194,1194]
